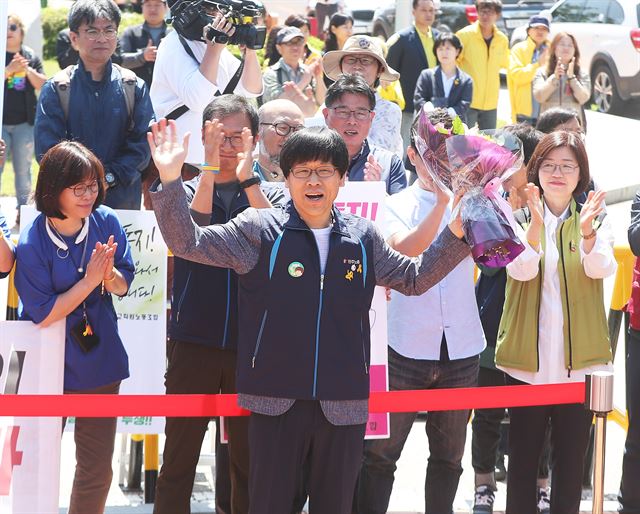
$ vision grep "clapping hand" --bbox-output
[567,57,576,78]
[148,119,190,184]
[203,118,224,168]
[523,183,543,250]
[580,190,606,236]
[85,239,116,288]
[97,235,118,281]
[5,53,28,76]
[235,127,254,182]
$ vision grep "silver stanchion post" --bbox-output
[585,371,614,514]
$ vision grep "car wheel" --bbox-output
[592,64,623,114]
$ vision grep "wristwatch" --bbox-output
[105,172,116,188]
[239,175,261,190]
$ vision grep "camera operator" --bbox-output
[151,0,263,165]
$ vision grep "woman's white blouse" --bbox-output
[499,203,616,384]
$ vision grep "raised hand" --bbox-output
[567,57,575,78]
[235,127,254,182]
[580,189,606,236]
[508,186,523,212]
[203,118,224,167]
[364,154,382,181]
[523,183,543,250]
[143,39,158,62]
[148,119,190,184]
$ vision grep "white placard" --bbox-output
[0,320,65,514]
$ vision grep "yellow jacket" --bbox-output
[377,80,406,111]
[507,36,549,121]
[456,22,509,110]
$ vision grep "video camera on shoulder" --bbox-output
[171,0,267,50]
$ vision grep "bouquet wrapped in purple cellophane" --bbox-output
[413,109,526,267]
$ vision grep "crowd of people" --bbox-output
[0,0,639,514]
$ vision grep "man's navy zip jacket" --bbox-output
[170,178,284,350]
[151,179,470,402]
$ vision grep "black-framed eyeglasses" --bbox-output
[290,166,337,179]
[68,180,101,197]
[329,106,372,121]
[342,56,377,67]
[8,24,18,32]
[260,122,304,137]
[83,28,118,41]
[221,135,244,149]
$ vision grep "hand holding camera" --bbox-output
[203,12,236,45]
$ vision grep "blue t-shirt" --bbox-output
[0,211,12,279]
[15,206,135,390]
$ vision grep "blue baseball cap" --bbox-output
[528,15,550,29]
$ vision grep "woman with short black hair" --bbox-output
[14,141,135,514]
[413,32,473,122]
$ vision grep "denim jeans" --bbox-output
[620,328,640,513]
[356,348,479,514]
[0,123,34,207]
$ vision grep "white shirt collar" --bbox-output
[45,217,89,251]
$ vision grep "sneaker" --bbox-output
[473,485,495,514]
[537,487,550,514]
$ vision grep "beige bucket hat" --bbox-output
[323,35,400,82]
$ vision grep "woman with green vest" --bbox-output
[495,130,616,514]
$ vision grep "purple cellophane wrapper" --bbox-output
[460,189,525,267]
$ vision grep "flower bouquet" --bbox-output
[413,109,526,267]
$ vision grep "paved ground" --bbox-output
[1,87,637,513]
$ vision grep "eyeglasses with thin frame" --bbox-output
[342,56,378,67]
[539,162,579,175]
[290,166,338,179]
[82,28,118,41]
[260,122,303,137]
[329,106,372,121]
[7,24,18,32]
[221,135,244,149]
[68,180,101,197]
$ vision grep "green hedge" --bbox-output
[41,7,68,60]
[41,7,144,60]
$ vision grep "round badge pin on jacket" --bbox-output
[288,261,304,277]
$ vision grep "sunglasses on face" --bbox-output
[8,24,18,32]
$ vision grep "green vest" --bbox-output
[495,201,612,373]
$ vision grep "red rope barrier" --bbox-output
[0,383,585,417]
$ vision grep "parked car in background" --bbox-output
[510,0,640,114]
[346,0,391,33]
